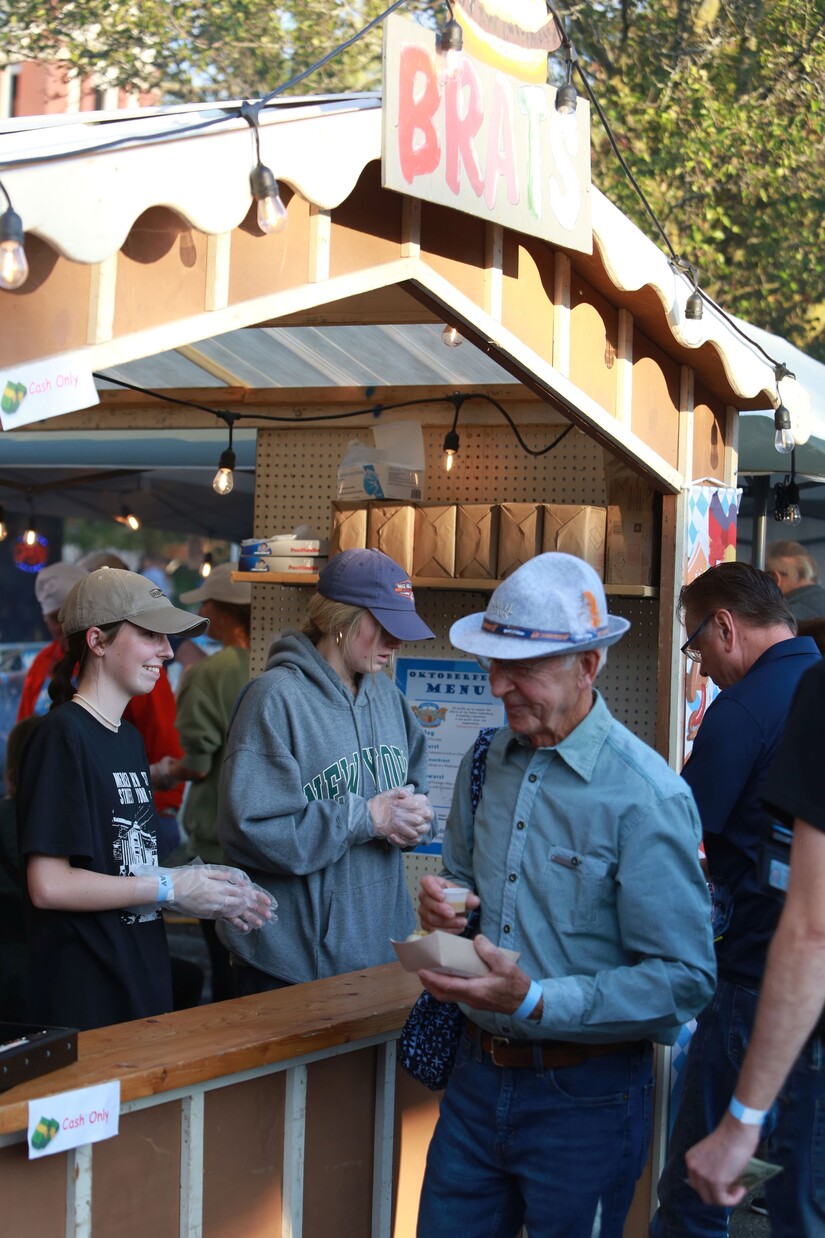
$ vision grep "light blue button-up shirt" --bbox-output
[442,690,715,1045]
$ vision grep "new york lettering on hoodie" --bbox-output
[217,631,431,983]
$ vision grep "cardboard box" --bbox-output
[455,505,500,579]
[391,931,520,978]
[413,504,457,577]
[498,503,543,579]
[336,461,422,502]
[541,505,607,578]
[367,502,416,575]
[241,535,328,556]
[329,503,368,558]
[239,554,328,573]
[604,477,656,585]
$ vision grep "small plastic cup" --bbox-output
[442,886,468,914]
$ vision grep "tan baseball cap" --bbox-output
[60,568,209,638]
[179,562,251,606]
[35,562,87,617]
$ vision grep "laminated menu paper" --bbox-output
[455,505,500,579]
[329,503,368,557]
[367,502,416,575]
[541,505,607,578]
[497,504,543,579]
[413,505,457,577]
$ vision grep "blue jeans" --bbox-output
[764,1034,825,1238]
[649,980,775,1238]
[417,1030,654,1238]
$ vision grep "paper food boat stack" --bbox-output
[391,931,520,978]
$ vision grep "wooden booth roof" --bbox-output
[0,94,815,493]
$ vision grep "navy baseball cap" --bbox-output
[317,550,435,642]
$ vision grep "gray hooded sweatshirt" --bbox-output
[217,631,431,982]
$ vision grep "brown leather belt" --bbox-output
[466,1022,649,1069]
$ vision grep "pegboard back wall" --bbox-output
[249,424,658,747]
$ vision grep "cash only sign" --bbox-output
[382,6,592,254]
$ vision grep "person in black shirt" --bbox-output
[686,657,825,1236]
[18,568,273,1031]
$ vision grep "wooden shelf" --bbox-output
[232,571,659,599]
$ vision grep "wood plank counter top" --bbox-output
[0,963,422,1137]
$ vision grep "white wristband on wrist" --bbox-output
[156,873,174,905]
[728,1096,767,1125]
[513,979,542,1021]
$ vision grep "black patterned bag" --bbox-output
[397,727,497,1090]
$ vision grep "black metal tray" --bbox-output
[0,1023,78,1093]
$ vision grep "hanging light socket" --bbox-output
[0,204,29,290]
[213,446,236,496]
[250,163,288,235]
[443,393,465,472]
[774,475,802,525]
[438,13,464,82]
[773,403,794,455]
[114,503,140,531]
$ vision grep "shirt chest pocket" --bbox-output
[541,846,613,932]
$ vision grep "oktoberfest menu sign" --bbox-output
[396,657,505,842]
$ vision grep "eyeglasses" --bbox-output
[476,655,558,679]
[681,614,714,662]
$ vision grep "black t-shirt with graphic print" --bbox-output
[18,702,172,1031]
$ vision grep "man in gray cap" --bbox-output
[17,562,87,720]
[415,552,716,1238]
[150,562,252,1001]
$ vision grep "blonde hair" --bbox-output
[303,594,388,671]
[303,594,365,657]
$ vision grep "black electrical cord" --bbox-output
[93,372,576,458]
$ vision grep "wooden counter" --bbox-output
[0,963,421,1138]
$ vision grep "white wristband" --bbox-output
[513,979,542,1021]
[728,1096,767,1125]
[156,873,174,905]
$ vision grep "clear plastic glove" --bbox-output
[131,861,276,934]
[369,785,433,848]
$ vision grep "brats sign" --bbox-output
[382,11,592,254]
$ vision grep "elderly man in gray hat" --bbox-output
[414,553,716,1238]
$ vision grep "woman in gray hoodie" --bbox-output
[217,550,436,994]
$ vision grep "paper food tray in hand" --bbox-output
[391,931,520,978]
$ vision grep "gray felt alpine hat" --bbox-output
[449,553,630,659]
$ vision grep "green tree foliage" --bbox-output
[3,2,823,356]
[0,2,431,100]
[565,0,825,358]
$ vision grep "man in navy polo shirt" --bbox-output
[650,561,821,1238]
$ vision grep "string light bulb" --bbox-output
[773,403,794,454]
[200,551,214,578]
[24,522,37,546]
[773,364,795,454]
[439,6,464,83]
[114,503,140,531]
[250,163,288,235]
[441,324,463,348]
[555,45,578,116]
[443,393,465,472]
[213,416,237,496]
[0,201,28,291]
[774,474,802,525]
[0,503,7,542]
